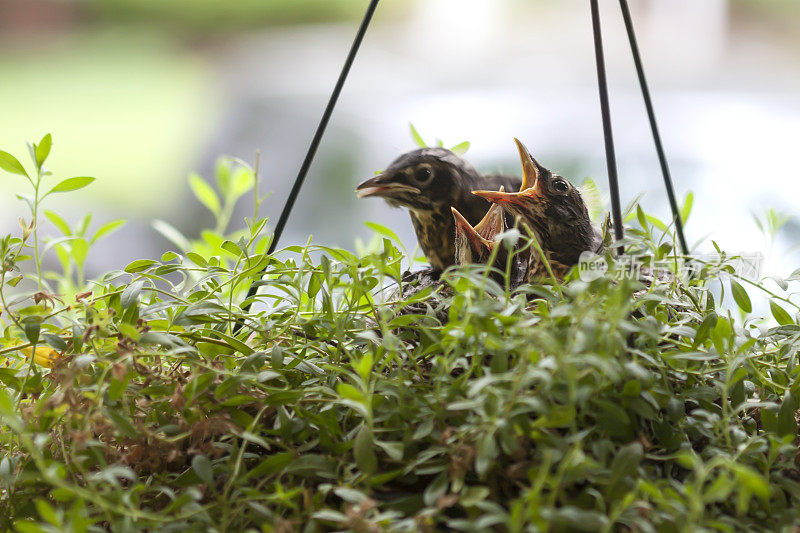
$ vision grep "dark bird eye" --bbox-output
[414,166,433,183]
[553,179,569,193]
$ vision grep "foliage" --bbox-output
[1,137,800,532]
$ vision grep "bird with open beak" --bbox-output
[451,187,529,287]
[451,194,505,268]
[473,139,602,281]
[356,148,520,273]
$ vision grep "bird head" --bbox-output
[451,188,507,266]
[356,148,479,212]
[472,138,596,265]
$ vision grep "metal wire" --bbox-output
[619,0,689,255]
[236,0,380,333]
[590,0,625,254]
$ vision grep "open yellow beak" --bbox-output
[452,207,491,251]
[472,138,542,205]
[451,187,506,251]
[514,137,541,193]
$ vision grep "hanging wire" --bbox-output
[235,0,380,333]
[590,0,624,254]
[619,0,689,256]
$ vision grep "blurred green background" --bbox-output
[0,0,798,275]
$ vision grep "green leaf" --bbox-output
[35,499,60,527]
[777,392,798,436]
[364,222,402,246]
[44,210,72,236]
[0,151,28,176]
[230,167,254,199]
[730,279,752,314]
[191,455,214,486]
[409,123,427,148]
[354,425,377,474]
[91,219,125,244]
[125,259,156,273]
[770,300,794,326]
[121,280,145,308]
[681,191,694,224]
[48,177,95,195]
[42,334,68,352]
[450,141,470,155]
[645,214,668,232]
[35,134,52,168]
[189,173,221,215]
[152,219,191,252]
[636,205,648,231]
[375,440,403,461]
[693,312,718,347]
[337,383,365,403]
[23,316,42,345]
[71,238,89,268]
[220,240,242,257]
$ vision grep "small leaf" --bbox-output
[121,280,145,308]
[636,205,648,231]
[71,238,89,268]
[0,151,28,176]
[681,191,694,224]
[48,177,95,195]
[35,134,52,168]
[44,210,72,236]
[191,455,214,486]
[23,316,42,345]
[125,259,157,273]
[364,222,402,246]
[777,392,798,436]
[770,300,794,326]
[230,167,254,199]
[152,219,191,252]
[450,141,470,155]
[92,219,125,244]
[409,123,427,148]
[645,214,668,233]
[42,333,68,352]
[730,279,752,314]
[220,240,242,257]
[35,499,60,527]
[189,173,221,215]
[694,313,718,347]
[354,425,377,474]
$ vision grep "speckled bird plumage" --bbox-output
[356,148,521,272]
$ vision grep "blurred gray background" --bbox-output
[0,0,798,277]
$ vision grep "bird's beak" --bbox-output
[473,192,506,240]
[356,174,421,199]
[451,207,493,251]
[514,137,541,194]
[472,139,543,206]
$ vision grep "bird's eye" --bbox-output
[552,179,569,193]
[414,166,433,184]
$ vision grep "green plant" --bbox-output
[1,135,799,532]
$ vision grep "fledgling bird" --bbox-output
[451,195,506,268]
[451,191,529,288]
[356,148,521,273]
[473,139,602,280]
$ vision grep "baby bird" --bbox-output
[451,188,529,288]
[451,195,506,268]
[473,139,602,281]
[356,148,520,273]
